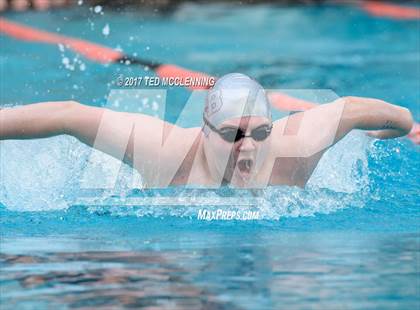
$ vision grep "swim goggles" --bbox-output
[203,116,273,143]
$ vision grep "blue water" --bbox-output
[1,3,419,309]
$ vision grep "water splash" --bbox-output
[0,136,88,211]
[0,129,373,219]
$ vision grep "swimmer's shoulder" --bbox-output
[158,126,202,159]
[269,112,306,153]
[132,125,202,186]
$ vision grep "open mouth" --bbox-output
[237,159,253,175]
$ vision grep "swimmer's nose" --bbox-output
[238,136,256,152]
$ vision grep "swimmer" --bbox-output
[0,73,414,188]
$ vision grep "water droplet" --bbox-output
[94,5,102,13]
[152,101,159,111]
[102,24,110,36]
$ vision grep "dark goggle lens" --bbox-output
[220,126,271,142]
[220,130,242,142]
[252,127,271,141]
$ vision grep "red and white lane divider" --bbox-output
[360,1,420,20]
[0,17,418,144]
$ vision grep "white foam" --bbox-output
[0,128,371,218]
[0,136,87,211]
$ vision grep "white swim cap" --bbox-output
[203,73,271,127]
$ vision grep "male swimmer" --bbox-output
[0,73,414,188]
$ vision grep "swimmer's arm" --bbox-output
[0,101,169,167]
[271,97,413,185]
[270,94,416,141]
[0,101,77,140]
[0,101,112,149]
[337,96,413,141]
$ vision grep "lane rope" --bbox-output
[0,17,313,106]
[0,17,418,144]
[0,18,212,90]
[360,1,420,20]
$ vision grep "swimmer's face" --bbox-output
[204,116,272,185]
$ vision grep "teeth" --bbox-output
[245,160,251,170]
[238,160,252,172]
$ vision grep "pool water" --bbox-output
[1,3,419,309]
